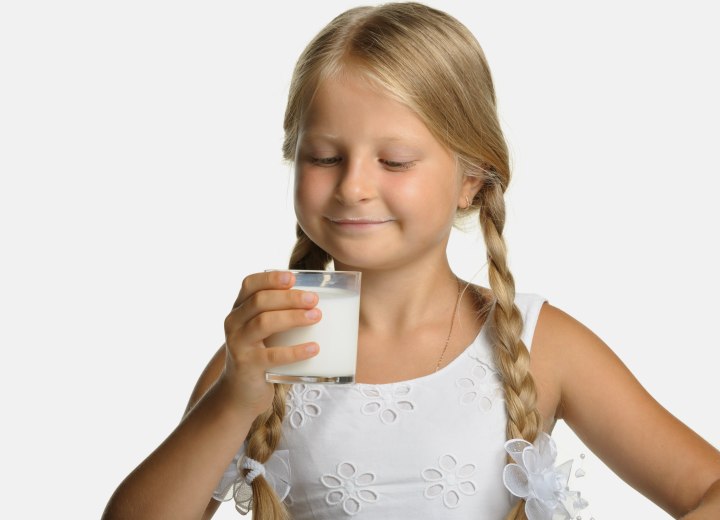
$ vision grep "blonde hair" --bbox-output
[247,3,541,518]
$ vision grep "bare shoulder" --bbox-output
[529,301,720,517]
[526,301,593,426]
[530,300,663,420]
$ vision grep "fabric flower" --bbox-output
[502,433,588,520]
[213,447,291,515]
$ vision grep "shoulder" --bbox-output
[529,301,619,410]
[531,299,600,354]
[529,297,678,424]
[523,298,624,425]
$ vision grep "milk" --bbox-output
[266,286,360,379]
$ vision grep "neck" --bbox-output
[334,254,461,335]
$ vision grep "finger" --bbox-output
[227,307,322,347]
[231,288,319,325]
[263,343,320,368]
[232,271,295,309]
[226,342,319,382]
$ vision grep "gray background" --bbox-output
[1,1,718,518]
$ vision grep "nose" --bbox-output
[334,157,376,206]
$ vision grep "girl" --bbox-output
[102,2,720,519]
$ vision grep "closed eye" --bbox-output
[310,156,342,167]
[381,159,416,171]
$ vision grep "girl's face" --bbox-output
[294,72,481,272]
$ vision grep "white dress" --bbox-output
[216,293,547,519]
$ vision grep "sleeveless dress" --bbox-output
[215,292,547,519]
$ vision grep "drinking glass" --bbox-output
[265,270,361,384]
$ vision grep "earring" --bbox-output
[464,196,471,208]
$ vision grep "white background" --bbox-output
[1,1,718,518]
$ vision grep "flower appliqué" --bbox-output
[422,454,478,508]
[456,360,503,412]
[358,383,415,424]
[320,462,379,516]
[213,449,291,516]
[286,384,323,429]
[503,433,589,520]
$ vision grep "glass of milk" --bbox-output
[265,270,361,384]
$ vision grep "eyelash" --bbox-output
[382,159,415,171]
[309,157,416,171]
[310,156,341,166]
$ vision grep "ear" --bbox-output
[458,174,484,208]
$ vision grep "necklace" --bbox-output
[434,277,463,372]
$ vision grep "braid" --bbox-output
[244,384,290,520]
[475,177,542,520]
[244,225,330,519]
[289,224,332,271]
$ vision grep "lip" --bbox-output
[325,216,395,229]
[327,216,394,224]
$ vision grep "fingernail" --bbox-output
[305,343,319,354]
[305,309,320,319]
[279,272,291,285]
[302,292,316,304]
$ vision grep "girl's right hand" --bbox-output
[219,270,321,417]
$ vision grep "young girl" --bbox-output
[102,3,720,519]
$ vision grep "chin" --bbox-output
[309,235,407,271]
[329,256,375,271]
[331,253,408,273]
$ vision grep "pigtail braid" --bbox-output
[244,384,290,520]
[475,177,542,520]
[244,225,331,519]
[289,224,332,271]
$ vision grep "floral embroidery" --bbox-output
[456,361,503,411]
[320,462,379,516]
[422,454,478,509]
[286,384,323,429]
[503,433,589,520]
[358,383,415,424]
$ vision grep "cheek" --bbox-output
[385,175,457,218]
[294,171,329,217]
[294,182,312,221]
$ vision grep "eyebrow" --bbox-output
[300,132,340,142]
[299,132,420,143]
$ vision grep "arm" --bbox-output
[681,479,720,519]
[101,271,321,520]
[101,345,256,520]
[532,303,720,518]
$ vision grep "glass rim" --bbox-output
[265,269,361,275]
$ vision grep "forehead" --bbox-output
[299,73,433,145]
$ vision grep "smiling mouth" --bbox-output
[325,216,395,226]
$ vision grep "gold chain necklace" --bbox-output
[434,277,463,372]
